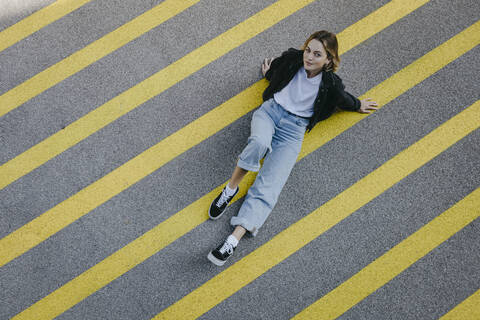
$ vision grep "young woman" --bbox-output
[207,30,378,266]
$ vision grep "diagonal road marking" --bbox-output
[0,0,430,189]
[9,15,478,320]
[0,0,92,53]
[0,0,432,268]
[291,188,480,320]
[0,0,199,117]
[155,102,480,319]
[440,289,480,320]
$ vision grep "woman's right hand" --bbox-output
[261,57,274,77]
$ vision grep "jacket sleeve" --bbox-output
[265,48,299,81]
[332,75,361,111]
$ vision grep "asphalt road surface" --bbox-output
[0,0,479,319]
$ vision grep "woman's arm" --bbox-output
[262,57,275,78]
[263,48,301,81]
[358,98,379,114]
[264,56,283,81]
[333,75,378,113]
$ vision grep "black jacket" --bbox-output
[263,48,360,132]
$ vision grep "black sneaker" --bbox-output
[208,186,239,220]
[207,238,236,266]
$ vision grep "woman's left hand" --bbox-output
[261,58,274,77]
[358,98,379,114]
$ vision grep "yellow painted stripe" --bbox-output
[0,0,199,118]
[0,0,430,268]
[0,0,93,52]
[6,2,432,319]
[0,0,430,190]
[440,289,480,320]
[156,101,480,319]
[292,189,480,320]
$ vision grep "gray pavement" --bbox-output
[0,0,56,32]
[0,0,479,319]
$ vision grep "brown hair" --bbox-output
[301,30,340,72]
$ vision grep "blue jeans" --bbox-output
[230,98,309,236]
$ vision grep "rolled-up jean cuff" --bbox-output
[237,158,260,172]
[230,216,259,237]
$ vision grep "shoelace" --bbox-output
[216,189,231,207]
[219,241,234,255]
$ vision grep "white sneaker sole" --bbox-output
[207,251,226,266]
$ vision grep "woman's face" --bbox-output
[303,39,330,77]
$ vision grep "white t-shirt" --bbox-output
[273,67,322,118]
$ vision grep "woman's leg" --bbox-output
[235,104,275,173]
[226,99,276,188]
[227,166,248,190]
[230,139,303,237]
[232,225,247,241]
[208,99,276,221]
[230,104,308,237]
[209,137,302,266]
[208,100,278,266]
